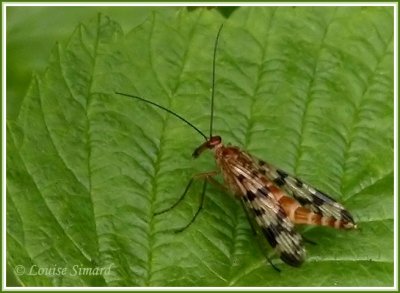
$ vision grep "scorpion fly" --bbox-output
[115,24,357,269]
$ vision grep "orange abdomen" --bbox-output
[278,195,355,229]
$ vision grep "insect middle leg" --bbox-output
[155,171,223,233]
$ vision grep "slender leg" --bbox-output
[302,235,317,245]
[240,200,257,236]
[240,200,281,272]
[196,172,228,193]
[154,178,195,215]
[266,256,281,273]
[154,171,222,233]
[173,181,207,233]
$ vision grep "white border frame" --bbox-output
[2,2,398,291]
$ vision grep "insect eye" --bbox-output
[209,136,222,146]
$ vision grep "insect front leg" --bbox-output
[154,171,222,233]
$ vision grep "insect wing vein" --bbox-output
[254,159,355,226]
[228,156,306,266]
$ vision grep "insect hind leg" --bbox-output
[302,235,317,245]
[240,200,282,272]
[266,255,281,273]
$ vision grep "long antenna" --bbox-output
[209,24,224,138]
[115,92,208,140]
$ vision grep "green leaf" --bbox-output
[6,6,180,120]
[7,7,394,287]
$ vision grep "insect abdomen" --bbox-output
[278,196,356,229]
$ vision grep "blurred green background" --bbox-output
[6,6,236,120]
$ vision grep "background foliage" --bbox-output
[7,6,394,287]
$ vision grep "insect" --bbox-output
[116,24,356,269]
